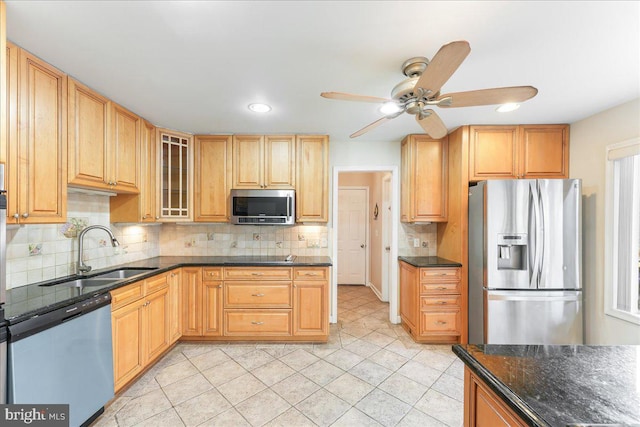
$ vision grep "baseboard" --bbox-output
[368,282,384,301]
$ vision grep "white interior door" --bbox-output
[338,188,368,285]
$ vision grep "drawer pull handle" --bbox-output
[251,321,264,325]
[304,273,318,276]
[436,301,447,305]
[435,321,448,325]
[252,273,263,276]
[436,287,447,290]
[252,293,265,297]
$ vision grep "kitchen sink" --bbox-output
[92,268,158,279]
[44,278,120,288]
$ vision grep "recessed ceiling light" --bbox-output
[379,102,402,116]
[496,103,520,113]
[248,103,271,113]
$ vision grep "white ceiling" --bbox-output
[5,1,640,143]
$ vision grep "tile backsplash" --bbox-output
[398,223,438,257]
[160,223,329,257]
[6,193,160,289]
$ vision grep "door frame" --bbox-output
[381,174,392,302]
[337,186,370,286]
[332,165,400,324]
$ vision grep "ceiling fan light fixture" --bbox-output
[379,102,402,116]
[496,103,520,113]
[248,103,271,113]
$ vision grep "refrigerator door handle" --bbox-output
[537,182,545,284]
[529,181,541,289]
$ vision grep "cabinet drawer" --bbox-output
[145,273,168,294]
[421,281,461,294]
[420,268,461,282]
[224,310,292,336]
[110,281,144,310]
[420,295,460,309]
[203,267,223,281]
[225,282,292,308]
[420,310,461,334]
[224,267,292,280]
[293,267,328,281]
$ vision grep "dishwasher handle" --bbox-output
[8,293,111,343]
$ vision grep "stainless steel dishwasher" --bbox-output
[8,293,114,427]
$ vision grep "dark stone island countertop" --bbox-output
[398,256,462,268]
[453,344,640,427]
[5,255,332,324]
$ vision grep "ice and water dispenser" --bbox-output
[496,234,527,270]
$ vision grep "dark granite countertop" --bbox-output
[398,256,462,268]
[5,255,332,325]
[453,344,640,427]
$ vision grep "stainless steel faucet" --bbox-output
[77,225,120,275]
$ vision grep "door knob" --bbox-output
[360,244,366,248]
[385,246,391,251]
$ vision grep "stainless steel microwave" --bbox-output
[230,189,295,225]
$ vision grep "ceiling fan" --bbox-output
[321,40,538,139]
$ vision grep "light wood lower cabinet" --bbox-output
[113,265,329,391]
[399,261,462,343]
[168,269,182,343]
[293,275,329,336]
[179,266,329,342]
[110,273,171,392]
[464,367,526,427]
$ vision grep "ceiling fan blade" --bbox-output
[321,92,391,104]
[437,86,538,108]
[415,110,448,139]
[414,40,471,96]
[350,117,392,138]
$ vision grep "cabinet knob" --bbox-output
[155,216,160,220]
[12,213,19,219]
[217,284,222,288]
[21,213,29,218]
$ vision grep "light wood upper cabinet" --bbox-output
[401,134,448,223]
[468,126,518,180]
[519,125,569,178]
[6,44,67,225]
[67,78,110,190]
[194,135,232,222]
[296,135,329,223]
[232,135,295,189]
[159,128,193,221]
[68,79,141,194]
[469,125,569,181]
[110,119,158,223]
[110,103,141,192]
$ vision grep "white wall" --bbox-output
[570,98,640,344]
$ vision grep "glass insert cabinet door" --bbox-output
[160,130,192,219]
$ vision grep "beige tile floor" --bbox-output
[92,285,464,427]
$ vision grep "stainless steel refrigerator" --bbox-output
[468,179,583,345]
